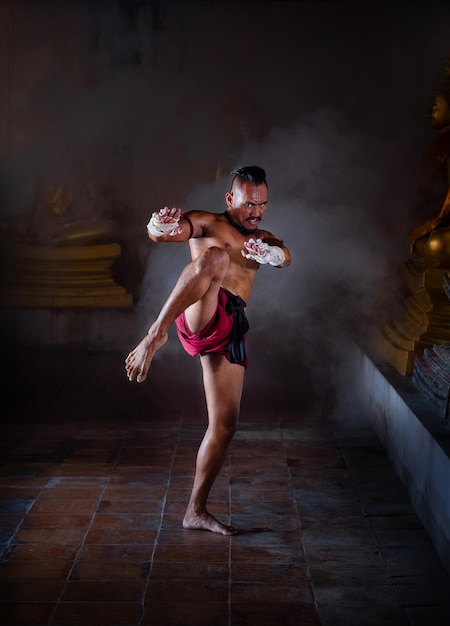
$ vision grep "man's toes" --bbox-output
[136,371,146,383]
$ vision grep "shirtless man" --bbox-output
[125,166,291,535]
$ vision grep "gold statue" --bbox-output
[0,175,132,308]
[408,76,450,265]
[379,56,450,374]
[26,175,115,246]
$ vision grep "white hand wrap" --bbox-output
[147,212,180,237]
[243,238,286,266]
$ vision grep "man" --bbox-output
[125,166,291,535]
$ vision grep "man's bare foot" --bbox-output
[125,327,168,383]
[182,509,236,536]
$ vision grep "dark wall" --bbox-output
[1,0,449,407]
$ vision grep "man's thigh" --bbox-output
[184,285,221,334]
[200,354,245,421]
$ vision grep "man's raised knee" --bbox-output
[197,246,230,277]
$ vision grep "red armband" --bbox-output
[262,236,284,248]
[181,212,194,239]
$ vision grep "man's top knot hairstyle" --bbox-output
[230,166,267,189]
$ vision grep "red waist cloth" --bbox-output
[175,287,248,366]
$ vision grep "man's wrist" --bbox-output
[268,245,286,266]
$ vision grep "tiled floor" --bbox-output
[1,348,449,626]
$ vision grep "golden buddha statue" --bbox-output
[0,174,115,246]
[408,77,450,266]
[0,175,132,308]
[23,175,115,246]
[379,58,450,375]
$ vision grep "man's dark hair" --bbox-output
[230,166,267,189]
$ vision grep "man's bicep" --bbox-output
[183,210,210,239]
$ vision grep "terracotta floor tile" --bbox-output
[76,543,154,562]
[54,462,115,477]
[91,513,161,530]
[0,487,42,499]
[229,513,301,532]
[381,545,447,577]
[36,487,104,501]
[231,580,315,604]
[0,601,55,626]
[1,349,449,626]
[145,578,229,603]
[102,486,167,500]
[0,498,35,515]
[230,601,321,626]
[318,603,409,626]
[61,580,145,602]
[306,545,390,585]
[98,498,164,515]
[231,529,303,549]
[0,560,71,581]
[0,579,63,602]
[0,514,26,543]
[14,528,85,545]
[367,514,424,531]
[5,543,78,562]
[140,601,229,626]
[52,601,142,626]
[392,574,450,607]
[314,581,401,606]
[70,560,150,581]
[149,560,229,580]
[84,527,158,544]
[230,543,305,565]
[30,499,98,515]
[154,543,230,563]
[231,499,296,516]
[108,472,170,488]
[231,561,310,583]
[20,513,92,530]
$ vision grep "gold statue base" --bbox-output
[0,241,133,308]
[379,258,450,375]
[412,343,450,419]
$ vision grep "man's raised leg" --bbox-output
[183,353,245,535]
[125,247,229,383]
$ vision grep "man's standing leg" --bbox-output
[183,353,245,535]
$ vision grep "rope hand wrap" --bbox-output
[243,237,286,266]
[147,211,194,238]
[147,212,181,237]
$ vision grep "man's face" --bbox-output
[225,181,268,231]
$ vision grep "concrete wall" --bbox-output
[361,346,450,573]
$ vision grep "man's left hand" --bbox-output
[242,238,286,266]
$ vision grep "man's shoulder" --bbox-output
[186,210,226,225]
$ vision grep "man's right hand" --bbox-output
[147,207,182,237]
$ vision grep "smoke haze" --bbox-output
[1,0,450,414]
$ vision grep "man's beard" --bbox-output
[224,211,259,235]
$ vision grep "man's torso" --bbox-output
[187,211,270,302]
